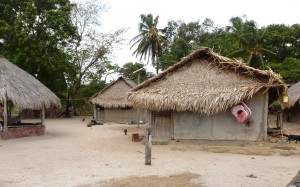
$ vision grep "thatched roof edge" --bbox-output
[131,48,284,92]
[127,47,286,114]
[0,57,61,109]
[89,76,136,108]
[288,81,300,107]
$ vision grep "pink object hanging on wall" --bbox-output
[231,102,252,123]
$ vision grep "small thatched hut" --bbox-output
[90,77,146,123]
[0,56,61,139]
[127,48,285,141]
[287,81,300,122]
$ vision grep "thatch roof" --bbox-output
[288,81,300,107]
[0,56,61,109]
[127,47,285,115]
[90,76,136,108]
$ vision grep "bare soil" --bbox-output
[0,116,299,187]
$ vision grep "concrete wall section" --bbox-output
[173,91,268,141]
[104,108,147,123]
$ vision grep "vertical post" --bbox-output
[133,67,144,128]
[137,72,140,128]
[3,98,8,140]
[93,104,97,120]
[41,107,45,125]
[145,128,151,165]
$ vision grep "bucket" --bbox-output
[132,133,139,142]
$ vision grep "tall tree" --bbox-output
[64,0,124,116]
[268,58,300,84]
[130,13,166,74]
[226,16,276,69]
[0,0,77,95]
[119,62,153,84]
[263,24,300,61]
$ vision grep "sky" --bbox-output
[99,0,300,77]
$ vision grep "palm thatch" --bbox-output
[0,56,61,109]
[288,81,300,107]
[90,76,136,108]
[127,47,285,115]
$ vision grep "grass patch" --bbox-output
[152,139,170,145]
[170,141,300,156]
[202,146,231,153]
[79,172,204,187]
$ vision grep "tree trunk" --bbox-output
[64,94,71,118]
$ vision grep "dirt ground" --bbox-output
[0,116,300,187]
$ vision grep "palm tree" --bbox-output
[130,14,166,73]
[226,16,276,69]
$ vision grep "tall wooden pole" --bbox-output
[3,98,8,140]
[93,104,97,120]
[137,72,140,128]
[145,128,152,165]
[41,107,45,125]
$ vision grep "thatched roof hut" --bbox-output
[90,77,146,123]
[288,81,300,108]
[90,76,136,108]
[127,47,285,115]
[0,56,61,109]
[0,56,61,139]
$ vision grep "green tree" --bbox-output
[263,24,300,61]
[226,16,276,69]
[74,79,107,115]
[130,13,166,74]
[160,19,218,69]
[119,62,153,84]
[268,58,300,84]
[0,0,76,94]
[64,0,124,116]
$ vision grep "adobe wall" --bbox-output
[0,124,45,140]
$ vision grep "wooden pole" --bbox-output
[3,98,8,140]
[137,72,140,128]
[145,128,152,165]
[93,104,97,120]
[41,107,45,125]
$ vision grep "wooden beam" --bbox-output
[93,104,97,120]
[145,128,152,165]
[3,98,8,140]
[41,107,45,125]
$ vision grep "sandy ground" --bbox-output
[0,116,300,187]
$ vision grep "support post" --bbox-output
[3,98,8,140]
[137,72,140,128]
[41,107,45,125]
[133,67,144,128]
[145,128,151,165]
[93,104,97,120]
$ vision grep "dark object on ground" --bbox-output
[139,135,145,141]
[247,174,257,178]
[272,146,296,150]
[82,118,85,121]
[124,129,127,135]
[87,119,103,127]
[132,133,139,142]
[267,127,282,137]
[283,134,300,144]
[286,170,300,187]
